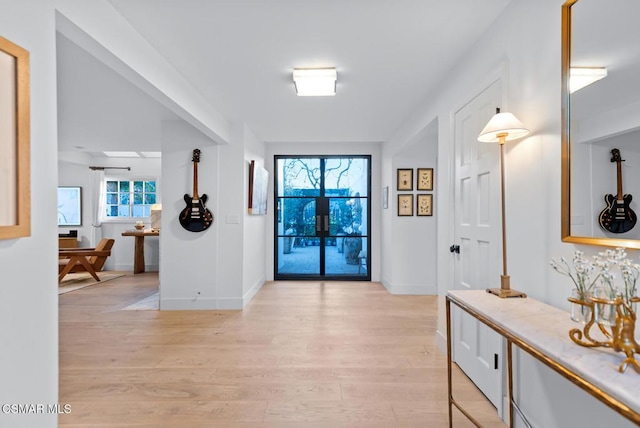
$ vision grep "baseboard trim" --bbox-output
[113,264,159,272]
[243,277,266,307]
[381,277,392,291]
[160,297,242,310]
[436,329,447,355]
[159,278,266,311]
[381,281,437,295]
[216,297,244,310]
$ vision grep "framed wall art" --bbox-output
[57,186,82,226]
[248,160,269,215]
[417,168,434,191]
[397,168,413,191]
[398,194,413,216]
[0,36,30,240]
[417,194,433,216]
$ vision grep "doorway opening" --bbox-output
[274,155,371,280]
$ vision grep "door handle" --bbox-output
[324,215,329,232]
[316,215,321,232]
[449,244,460,254]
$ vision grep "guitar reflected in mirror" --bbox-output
[599,148,637,234]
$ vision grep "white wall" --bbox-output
[385,0,635,426]
[243,124,268,302]
[214,122,247,308]
[0,1,58,427]
[159,121,220,309]
[159,120,268,310]
[52,0,244,313]
[570,135,640,240]
[380,144,394,287]
[57,161,93,246]
[1,1,261,426]
[385,118,438,295]
[59,1,270,313]
[55,0,230,145]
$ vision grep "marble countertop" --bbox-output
[447,290,640,416]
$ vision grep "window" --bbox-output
[105,179,157,218]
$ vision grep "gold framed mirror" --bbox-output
[562,0,640,249]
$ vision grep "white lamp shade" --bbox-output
[293,68,337,96]
[477,112,530,143]
[150,204,162,230]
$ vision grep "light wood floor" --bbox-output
[59,273,507,427]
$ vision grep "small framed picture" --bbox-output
[397,168,413,191]
[57,186,82,226]
[398,194,414,216]
[417,168,434,191]
[382,186,389,209]
[417,194,433,216]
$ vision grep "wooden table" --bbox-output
[121,229,159,273]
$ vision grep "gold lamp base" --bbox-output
[486,275,527,298]
[486,288,527,298]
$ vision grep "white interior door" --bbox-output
[452,80,504,412]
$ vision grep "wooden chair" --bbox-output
[58,238,115,283]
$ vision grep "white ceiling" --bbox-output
[56,32,180,154]
[57,0,512,152]
[571,0,640,122]
[567,0,640,149]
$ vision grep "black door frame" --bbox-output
[273,154,372,281]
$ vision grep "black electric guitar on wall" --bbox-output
[179,149,214,232]
[599,148,637,234]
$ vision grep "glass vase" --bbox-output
[621,289,638,317]
[569,288,592,324]
[593,286,618,326]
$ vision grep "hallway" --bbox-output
[59,274,505,427]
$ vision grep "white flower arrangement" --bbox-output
[549,250,599,299]
[619,256,640,306]
[550,248,640,307]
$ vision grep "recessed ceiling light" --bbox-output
[569,67,607,93]
[293,68,337,96]
[103,151,140,158]
[140,152,162,158]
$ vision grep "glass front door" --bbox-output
[275,156,371,280]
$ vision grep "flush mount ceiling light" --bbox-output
[102,151,163,158]
[293,68,337,96]
[140,151,162,158]
[103,151,140,158]
[569,67,607,93]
